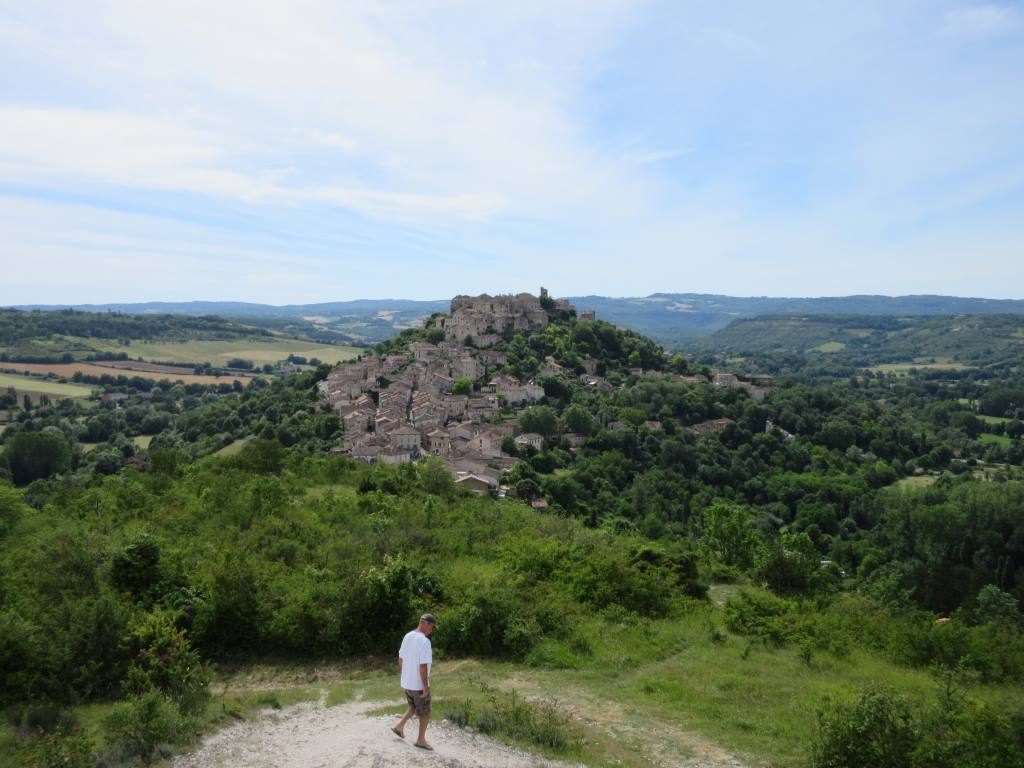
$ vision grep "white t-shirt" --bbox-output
[399,630,432,691]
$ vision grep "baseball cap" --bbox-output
[420,613,437,626]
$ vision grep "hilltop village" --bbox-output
[319,289,773,494]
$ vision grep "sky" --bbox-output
[1,1,1023,304]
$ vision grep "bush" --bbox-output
[102,690,185,764]
[723,589,795,647]
[445,686,582,755]
[110,534,162,598]
[811,685,918,768]
[122,610,210,715]
[757,532,822,596]
[17,728,95,768]
[811,681,1024,768]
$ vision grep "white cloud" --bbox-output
[0,1,640,224]
[942,5,1021,38]
[1,1,1022,302]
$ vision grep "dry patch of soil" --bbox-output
[172,698,578,768]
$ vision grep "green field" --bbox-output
[811,341,846,353]
[896,474,936,489]
[214,437,253,456]
[979,433,1012,447]
[131,435,154,449]
[978,414,1013,425]
[869,362,973,376]
[83,337,362,366]
[0,372,95,398]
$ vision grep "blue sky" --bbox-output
[1,1,1022,304]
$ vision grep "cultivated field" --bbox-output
[93,360,206,375]
[1,362,251,386]
[86,337,361,366]
[0,371,95,399]
[868,361,974,376]
[811,341,846,353]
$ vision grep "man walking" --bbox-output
[392,613,436,750]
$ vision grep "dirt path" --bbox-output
[172,697,581,768]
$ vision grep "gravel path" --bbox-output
[172,698,581,768]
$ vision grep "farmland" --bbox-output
[0,362,251,386]
[868,361,974,376]
[85,337,361,366]
[811,341,846,353]
[0,371,95,399]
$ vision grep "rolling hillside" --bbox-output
[691,313,1024,369]
[17,294,1024,347]
[566,294,1024,346]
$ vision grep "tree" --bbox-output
[4,430,71,485]
[700,501,763,569]
[452,378,473,396]
[758,533,822,595]
[562,404,594,435]
[520,405,559,437]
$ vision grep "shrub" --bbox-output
[757,532,822,595]
[811,680,1024,768]
[445,686,582,755]
[123,610,210,715]
[110,534,162,598]
[102,690,185,764]
[811,685,918,768]
[341,555,415,654]
[18,728,95,768]
[723,589,795,647]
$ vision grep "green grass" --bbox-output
[303,483,360,502]
[978,414,1012,425]
[85,337,362,366]
[214,437,253,456]
[896,475,936,489]
[35,604,1005,768]
[0,372,95,398]
[132,435,154,449]
[811,341,846,353]
[979,433,1012,447]
[869,362,973,375]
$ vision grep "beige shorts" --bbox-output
[404,688,432,716]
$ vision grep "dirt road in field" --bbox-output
[172,694,752,768]
[172,697,581,768]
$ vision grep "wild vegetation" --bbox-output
[1,306,1022,766]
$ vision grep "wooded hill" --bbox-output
[18,293,1024,348]
[691,313,1024,370]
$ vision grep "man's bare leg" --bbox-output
[414,713,431,748]
[393,705,414,737]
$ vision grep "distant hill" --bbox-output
[692,313,1024,370]
[566,294,1024,346]
[13,299,450,345]
[14,293,1024,347]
